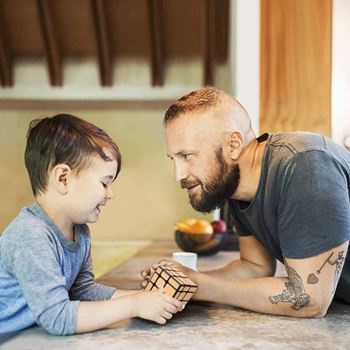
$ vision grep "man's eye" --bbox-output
[182,154,192,160]
[101,182,107,188]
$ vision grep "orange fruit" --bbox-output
[189,220,214,234]
[175,218,196,233]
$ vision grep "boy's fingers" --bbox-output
[164,303,178,314]
[161,311,173,320]
[162,294,184,308]
[178,302,186,311]
[156,317,167,325]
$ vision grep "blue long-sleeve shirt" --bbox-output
[0,203,116,335]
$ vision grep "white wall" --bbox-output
[332,0,350,146]
[231,0,260,135]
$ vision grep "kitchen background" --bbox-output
[0,0,349,256]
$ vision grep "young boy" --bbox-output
[0,114,184,336]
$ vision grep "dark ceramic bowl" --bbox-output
[174,230,225,256]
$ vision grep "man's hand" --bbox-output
[140,262,158,289]
[140,259,197,289]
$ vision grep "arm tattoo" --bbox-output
[269,261,310,310]
[307,251,345,293]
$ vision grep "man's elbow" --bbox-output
[301,297,331,318]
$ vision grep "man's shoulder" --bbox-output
[268,132,327,155]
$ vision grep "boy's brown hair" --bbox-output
[25,114,121,196]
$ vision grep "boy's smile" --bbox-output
[67,152,119,225]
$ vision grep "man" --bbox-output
[142,87,350,317]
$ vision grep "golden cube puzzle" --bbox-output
[144,265,197,302]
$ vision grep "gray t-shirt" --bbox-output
[229,132,350,303]
[0,203,116,335]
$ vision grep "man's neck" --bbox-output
[232,139,267,202]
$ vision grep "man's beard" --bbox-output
[181,148,240,213]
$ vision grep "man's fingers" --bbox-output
[140,279,149,288]
[158,259,176,266]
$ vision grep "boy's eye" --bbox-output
[182,154,192,160]
[101,182,108,188]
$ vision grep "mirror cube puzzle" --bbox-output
[144,265,197,301]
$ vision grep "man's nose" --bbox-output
[174,162,188,183]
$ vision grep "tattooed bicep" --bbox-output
[306,245,347,293]
[269,241,349,312]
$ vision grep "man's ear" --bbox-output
[223,131,244,161]
[51,164,71,194]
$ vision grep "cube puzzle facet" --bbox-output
[144,265,197,301]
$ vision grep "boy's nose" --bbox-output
[106,186,114,200]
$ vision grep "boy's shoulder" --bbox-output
[0,204,90,252]
[1,205,47,241]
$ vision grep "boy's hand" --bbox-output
[133,289,185,324]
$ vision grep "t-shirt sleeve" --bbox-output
[277,150,350,259]
[69,251,116,301]
[0,227,79,335]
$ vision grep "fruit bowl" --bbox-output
[175,230,225,256]
[174,219,227,256]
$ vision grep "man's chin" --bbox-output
[189,193,229,213]
[189,199,216,213]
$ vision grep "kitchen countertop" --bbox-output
[2,240,350,350]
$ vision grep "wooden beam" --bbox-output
[0,25,13,87]
[203,0,216,85]
[37,0,63,87]
[91,0,113,86]
[147,0,164,86]
[260,0,332,136]
[215,0,229,63]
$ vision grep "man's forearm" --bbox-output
[204,258,275,280]
[194,273,325,318]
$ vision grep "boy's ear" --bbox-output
[222,131,244,161]
[52,164,71,194]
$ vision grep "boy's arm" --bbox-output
[0,230,81,335]
[0,229,184,335]
[111,289,140,299]
[70,256,144,301]
[69,253,116,301]
[76,289,184,333]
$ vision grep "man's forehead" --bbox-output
[165,112,218,136]
[165,112,220,153]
